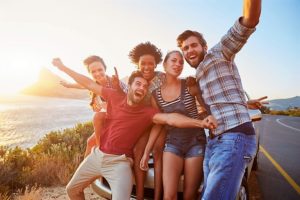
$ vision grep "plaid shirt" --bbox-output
[196,19,256,136]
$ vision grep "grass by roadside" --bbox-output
[0,122,94,199]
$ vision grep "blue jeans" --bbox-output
[201,132,257,200]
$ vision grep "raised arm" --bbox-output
[218,0,261,61]
[60,80,85,89]
[52,58,103,96]
[241,0,261,28]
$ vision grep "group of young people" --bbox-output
[52,0,265,199]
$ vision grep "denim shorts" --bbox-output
[164,133,205,159]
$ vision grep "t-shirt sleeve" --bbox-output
[102,87,126,102]
[101,87,116,101]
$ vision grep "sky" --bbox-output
[0,0,299,100]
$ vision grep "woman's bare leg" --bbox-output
[152,129,166,200]
[163,152,183,200]
[183,156,203,200]
[133,130,150,200]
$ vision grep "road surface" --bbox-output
[255,115,300,200]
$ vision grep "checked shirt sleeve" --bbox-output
[220,18,256,61]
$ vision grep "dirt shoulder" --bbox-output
[249,171,262,200]
[16,172,261,200]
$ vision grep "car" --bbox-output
[91,94,262,200]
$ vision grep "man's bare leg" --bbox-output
[84,112,106,157]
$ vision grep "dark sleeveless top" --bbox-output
[153,79,205,142]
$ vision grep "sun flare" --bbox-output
[0,54,40,95]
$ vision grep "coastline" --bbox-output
[0,94,93,148]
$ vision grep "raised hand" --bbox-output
[247,96,268,109]
[60,80,71,88]
[52,58,65,70]
[111,67,121,91]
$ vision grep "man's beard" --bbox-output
[187,50,206,69]
[128,91,144,105]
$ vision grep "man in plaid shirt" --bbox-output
[177,0,262,199]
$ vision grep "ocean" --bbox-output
[0,94,94,148]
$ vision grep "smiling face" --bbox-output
[87,61,106,83]
[138,54,156,81]
[180,36,207,68]
[127,76,149,105]
[163,51,184,78]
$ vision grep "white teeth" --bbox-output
[135,91,143,97]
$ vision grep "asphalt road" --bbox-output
[254,114,300,200]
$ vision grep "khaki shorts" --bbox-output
[66,147,133,200]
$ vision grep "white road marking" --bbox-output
[276,119,300,132]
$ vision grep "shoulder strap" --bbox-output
[180,79,186,102]
[151,88,163,111]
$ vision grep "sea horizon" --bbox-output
[0,94,94,148]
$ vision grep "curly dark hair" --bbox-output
[128,42,163,65]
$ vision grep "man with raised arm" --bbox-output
[52,58,217,200]
[176,0,262,199]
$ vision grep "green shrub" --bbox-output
[268,108,300,117]
[0,122,94,197]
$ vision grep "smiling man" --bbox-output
[177,0,262,199]
[52,59,217,200]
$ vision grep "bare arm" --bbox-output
[145,97,164,152]
[60,80,85,89]
[140,124,163,171]
[152,112,217,130]
[52,58,103,96]
[241,0,261,28]
[140,96,164,171]
[151,87,217,129]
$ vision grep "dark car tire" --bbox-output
[252,155,258,171]
[252,141,260,171]
[236,176,249,200]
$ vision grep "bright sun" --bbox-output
[0,54,40,95]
